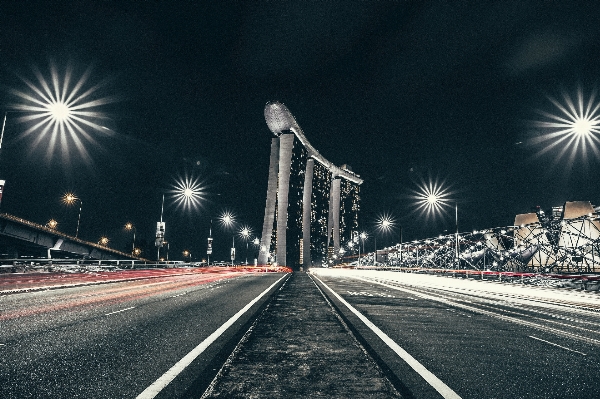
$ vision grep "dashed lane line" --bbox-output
[105,306,136,316]
[528,335,587,356]
[313,275,462,399]
[136,273,288,399]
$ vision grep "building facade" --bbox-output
[258,102,363,269]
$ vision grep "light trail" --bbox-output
[343,273,600,346]
[0,272,246,321]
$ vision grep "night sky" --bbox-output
[1,1,600,261]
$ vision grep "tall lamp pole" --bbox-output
[125,222,136,254]
[62,193,83,238]
[455,202,459,265]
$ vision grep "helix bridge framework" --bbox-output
[356,201,600,274]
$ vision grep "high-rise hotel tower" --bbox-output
[258,102,363,269]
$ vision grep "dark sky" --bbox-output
[1,1,600,261]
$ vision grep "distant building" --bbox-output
[258,102,363,269]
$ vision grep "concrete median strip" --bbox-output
[136,273,288,399]
[313,274,463,399]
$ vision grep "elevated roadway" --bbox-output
[0,213,139,264]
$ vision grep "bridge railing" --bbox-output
[345,215,600,274]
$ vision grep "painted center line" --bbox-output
[105,306,136,316]
[528,335,587,355]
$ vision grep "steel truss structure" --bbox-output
[352,213,600,273]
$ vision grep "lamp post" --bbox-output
[62,193,83,238]
[375,215,395,267]
[219,211,236,267]
[239,226,252,266]
[124,222,136,254]
[47,219,58,230]
[358,232,367,267]
[398,225,403,267]
[454,202,459,265]
[425,194,459,266]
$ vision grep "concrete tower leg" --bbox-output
[275,134,295,267]
[331,178,341,255]
[302,158,315,268]
[258,138,280,265]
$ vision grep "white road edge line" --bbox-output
[528,335,587,356]
[105,306,136,316]
[136,273,288,399]
[313,275,462,399]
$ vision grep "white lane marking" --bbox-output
[313,275,462,399]
[136,274,288,399]
[105,306,136,316]
[528,335,587,356]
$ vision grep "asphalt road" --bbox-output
[311,269,600,399]
[1,271,288,399]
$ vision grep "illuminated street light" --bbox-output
[6,63,116,163]
[47,219,58,230]
[531,86,600,164]
[426,195,460,264]
[62,192,82,238]
[375,214,395,266]
[124,222,136,254]
[358,232,368,267]
[182,250,191,261]
[219,211,236,266]
[170,173,206,213]
[98,236,109,246]
[411,177,453,220]
[239,226,252,265]
[133,248,142,257]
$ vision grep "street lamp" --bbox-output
[357,232,367,267]
[124,222,136,254]
[239,226,252,265]
[62,193,83,238]
[154,174,206,261]
[531,86,600,164]
[252,237,260,266]
[219,211,236,266]
[375,215,395,267]
[98,236,109,246]
[47,219,58,230]
[425,195,460,265]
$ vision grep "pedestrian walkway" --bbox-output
[201,272,401,398]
